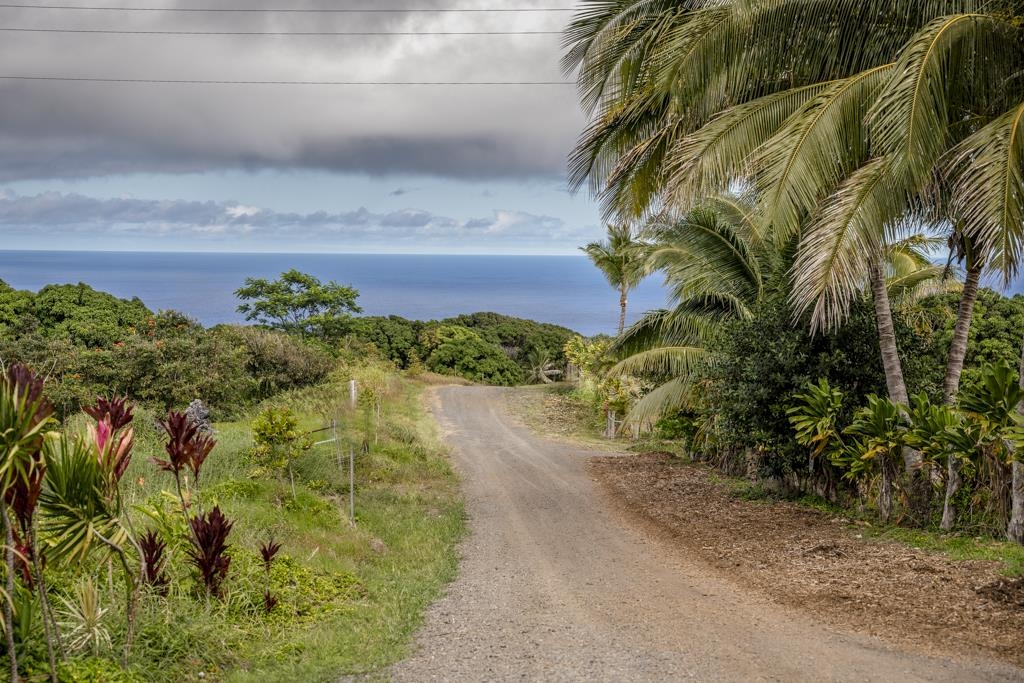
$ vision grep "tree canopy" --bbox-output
[235,269,361,340]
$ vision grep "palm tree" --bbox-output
[608,196,944,426]
[564,2,1024,503]
[581,223,646,335]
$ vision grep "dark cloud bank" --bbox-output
[0,1,581,182]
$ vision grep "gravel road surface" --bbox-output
[389,386,1023,682]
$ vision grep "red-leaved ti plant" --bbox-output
[260,538,282,571]
[84,396,135,486]
[139,529,169,595]
[187,506,233,598]
[155,411,216,484]
[260,538,282,613]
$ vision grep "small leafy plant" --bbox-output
[250,407,311,499]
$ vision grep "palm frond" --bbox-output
[754,65,894,242]
[947,101,1024,284]
[625,376,698,425]
[790,157,903,332]
[608,345,708,377]
[869,13,1015,187]
[665,83,826,207]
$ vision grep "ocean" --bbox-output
[0,251,670,337]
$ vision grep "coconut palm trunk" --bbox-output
[1008,338,1024,544]
[618,284,628,336]
[868,259,911,413]
[941,263,982,530]
[870,257,932,521]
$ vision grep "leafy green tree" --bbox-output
[420,325,524,386]
[235,269,361,340]
[581,224,646,335]
[31,283,151,348]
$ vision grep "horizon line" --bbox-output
[0,247,587,257]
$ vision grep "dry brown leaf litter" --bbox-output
[589,452,1024,667]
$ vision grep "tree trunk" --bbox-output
[1008,338,1024,544]
[2,506,19,683]
[869,259,929,523]
[943,264,982,403]
[868,260,914,460]
[868,259,910,409]
[618,285,628,336]
[941,263,982,530]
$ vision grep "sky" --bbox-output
[0,1,601,254]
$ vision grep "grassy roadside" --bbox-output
[34,368,464,683]
[510,384,1024,579]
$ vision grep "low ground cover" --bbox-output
[8,365,464,682]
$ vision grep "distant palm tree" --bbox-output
[581,224,645,335]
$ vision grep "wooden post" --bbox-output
[349,379,357,410]
[349,444,356,525]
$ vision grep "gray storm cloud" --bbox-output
[0,0,581,182]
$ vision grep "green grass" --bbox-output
[864,527,1024,577]
[33,367,465,683]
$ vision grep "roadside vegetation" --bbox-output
[566,1,1024,548]
[0,270,588,681]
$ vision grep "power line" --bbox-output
[0,75,575,85]
[0,3,575,12]
[0,26,562,35]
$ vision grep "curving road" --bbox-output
[390,386,1023,682]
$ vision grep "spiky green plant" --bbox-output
[56,577,111,658]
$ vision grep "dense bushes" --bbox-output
[0,283,332,418]
[698,294,939,480]
[594,288,1024,537]
[0,280,578,420]
[344,312,576,385]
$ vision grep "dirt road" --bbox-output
[390,387,1022,682]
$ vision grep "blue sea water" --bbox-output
[0,251,670,337]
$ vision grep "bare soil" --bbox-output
[589,451,1024,669]
[389,387,1023,682]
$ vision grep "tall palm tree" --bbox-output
[563,2,1024,498]
[581,223,646,335]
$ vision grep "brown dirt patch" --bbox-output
[589,452,1024,668]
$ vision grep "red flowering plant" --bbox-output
[84,396,136,492]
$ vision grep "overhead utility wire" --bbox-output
[0,4,574,12]
[0,26,562,35]
[0,75,575,85]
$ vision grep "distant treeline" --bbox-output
[0,280,577,418]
